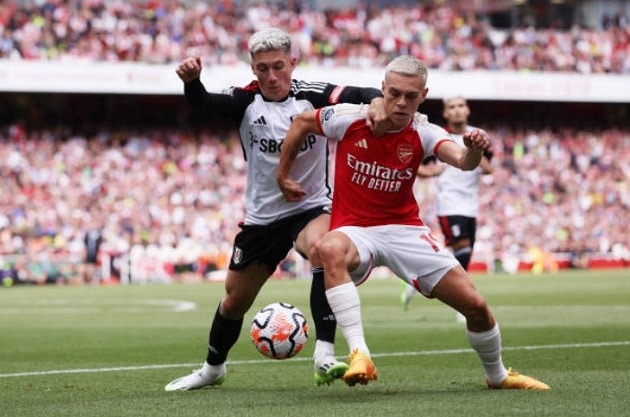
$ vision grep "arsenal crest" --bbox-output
[397,144,414,164]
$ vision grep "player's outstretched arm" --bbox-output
[277,110,322,202]
[437,129,490,171]
[176,57,236,119]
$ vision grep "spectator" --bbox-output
[0,122,628,282]
[0,1,628,73]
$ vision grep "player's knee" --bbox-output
[220,294,252,319]
[296,217,329,262]
[316,238,345,269]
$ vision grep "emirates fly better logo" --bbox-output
[347,153,414,192]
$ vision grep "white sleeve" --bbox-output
[318,103,367,142]
[414,114,452,157]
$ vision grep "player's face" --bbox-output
[443,97,470,125]
[250,49,296,102]
[382,72,428,130]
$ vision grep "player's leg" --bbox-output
[166,224,285,392]
[431,268,549,390]
[318,228,377,386]
[452,239,473,270]
[165,263,270,391]
[295,213,348,385]
[441,216,475,271]
[447,216,475,322]
[392,225,548,390]
[309,267,350,385]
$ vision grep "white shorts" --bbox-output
[335,224,460,297]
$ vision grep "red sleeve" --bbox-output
[314,108,325,136]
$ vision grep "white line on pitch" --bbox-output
[0,298,197,313]
[1,340,628,379]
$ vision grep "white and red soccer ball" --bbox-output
[250,302,308,360]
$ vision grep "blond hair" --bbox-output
[385,55,428,83]
[248,27,292,57]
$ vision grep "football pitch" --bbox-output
[1,269,629,417]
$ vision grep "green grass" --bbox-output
[1,269,629,417]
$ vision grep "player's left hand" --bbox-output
[277,177,307,202]
[463,129,490,151]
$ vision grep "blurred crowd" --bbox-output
[0,0,629,73]
[0,125,245,284]
[416,126,629,272]
[0,0,628,284]
[0,123,628,284]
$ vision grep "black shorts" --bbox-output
[437,215,477,248]
[229,206,329,271]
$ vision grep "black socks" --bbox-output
[206,304,243,365]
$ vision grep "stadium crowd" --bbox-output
[0,1,628,284]
[0,0,629,73]
[0,122,628,284]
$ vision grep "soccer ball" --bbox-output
[250,302,308,360]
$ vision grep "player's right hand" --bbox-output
[277,177,307,202]
[176,57,202,82]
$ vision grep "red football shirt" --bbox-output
[316,104,452,229]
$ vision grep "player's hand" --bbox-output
[176,57,202,83]
[463,129,490,151]
[277,177,307,202]
[366,97,391,136]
